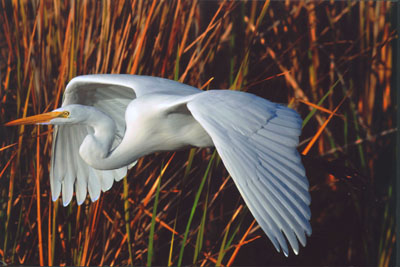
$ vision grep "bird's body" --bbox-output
[77,93,213,170]
[6,74,311,256]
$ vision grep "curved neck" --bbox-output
[79,107,139,170]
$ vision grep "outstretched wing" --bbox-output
[52,74,200,206]
[187,90,311,256]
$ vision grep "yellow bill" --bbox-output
[5,111,64,126]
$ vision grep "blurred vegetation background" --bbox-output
[0,0,396,266]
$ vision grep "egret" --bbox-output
[6,74,311,256]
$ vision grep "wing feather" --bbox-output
[263,122,301,137]
[62,126,76,205]
[255,165,311,238]
[50,126,62,201]
[248,180,299,253]
[187,89,311,256]
[75,127,89,204]
[88,167,101,201]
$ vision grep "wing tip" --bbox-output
[89,193,100,203]
[52,195,59,203]
[283,248,289,257]
[306,225,312,236]
[76,197,85,206]
[63,198,71,207]
[127,161,137,170]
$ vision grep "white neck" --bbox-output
[78,107,140,170]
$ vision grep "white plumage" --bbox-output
[6,74,311,256]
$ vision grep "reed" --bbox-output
[0,1,395,265]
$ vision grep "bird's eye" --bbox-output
[62,111,70,117]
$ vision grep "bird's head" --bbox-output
[5,105,88,126]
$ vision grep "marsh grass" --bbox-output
[0,1,396,266]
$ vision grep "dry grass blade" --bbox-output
[226,220,257,266]
[302,93,348,156]
[200,77,214,90]
[130,1,157,75]
[142,208,178,235]
[216,205,243,266]
[298,99,344,119]
[0,151,17,179]
[183,1,226,54]
[143,153,175,207]
[0,143,17,152]
[35,126,44,266]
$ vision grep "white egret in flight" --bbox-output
[6,74,311,256]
